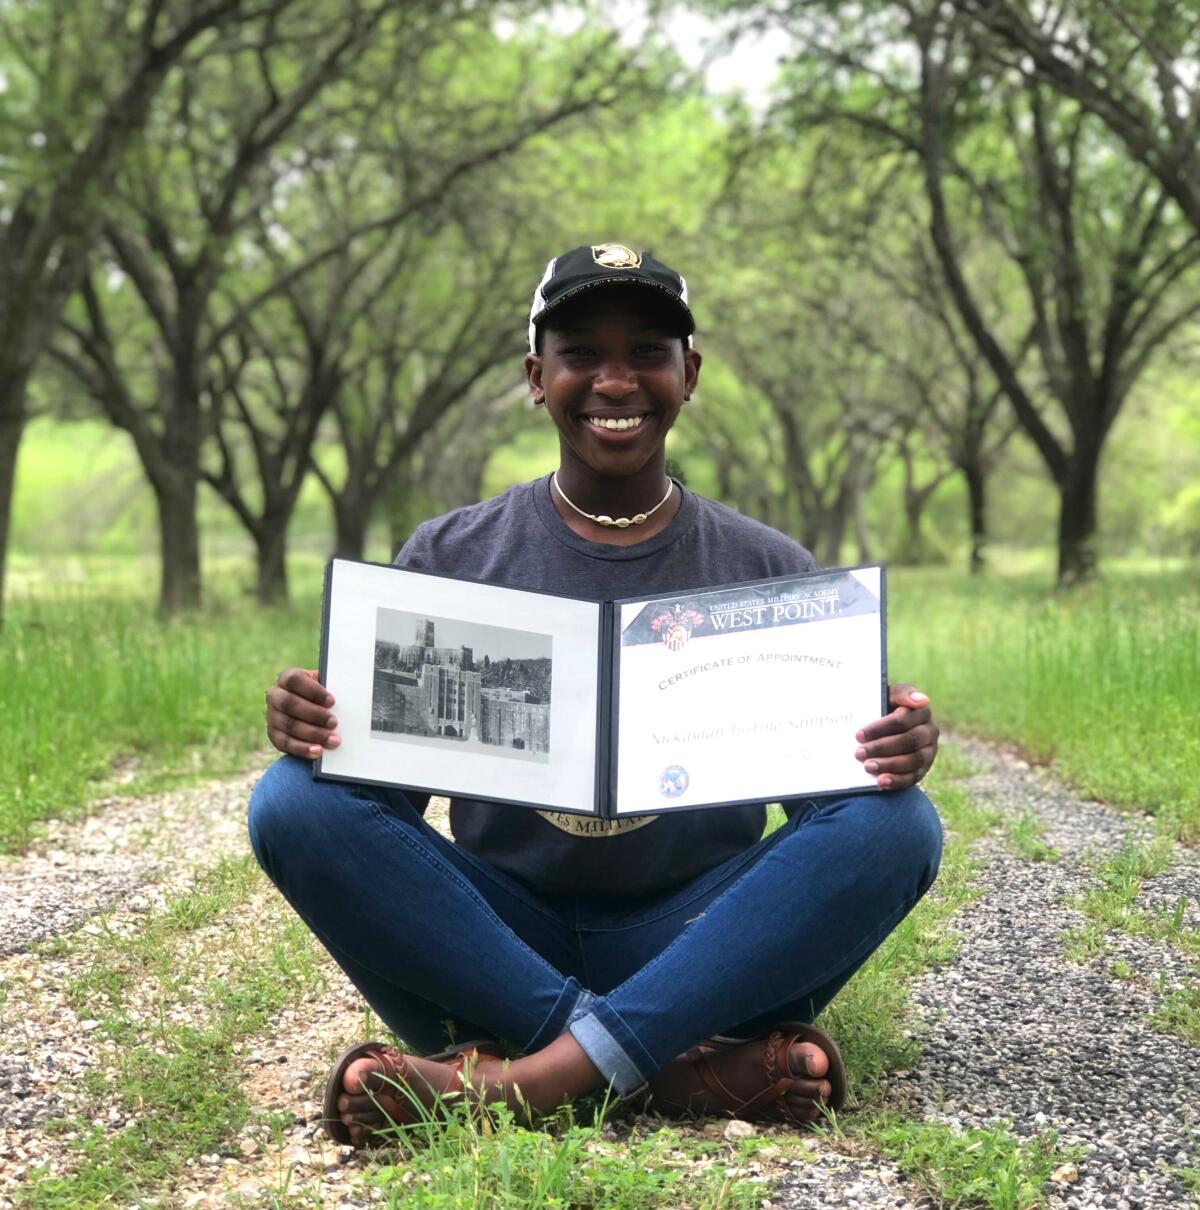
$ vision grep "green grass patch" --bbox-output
[1061,922,1110,964]
[0,588,320,852]
[1153,980,1200,1045]
[866,1113,1070,1210]
[18,858,325,1208]
[1003,811,1059,863]
[1175,1161,1200,1202]
[888,568,1200,841]
[367,1108,765,1209]
[1070,838,1199,959]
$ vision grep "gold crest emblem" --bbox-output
[591,243,642,269]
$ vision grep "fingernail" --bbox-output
[911,691,928,703]
[855,729,866,742]
[324,693,335,706]
[878,775,893,789]
[308,745,322,758]
[865,760,879,773]
[855,746,867,761]
[327,734,342,748]
[327,715,338,729]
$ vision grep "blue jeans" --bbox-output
[248,756,941,1094]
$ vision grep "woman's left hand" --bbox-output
[854,684,940,790]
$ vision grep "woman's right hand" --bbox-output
[265,668,341,758]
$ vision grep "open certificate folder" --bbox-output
[316,559,887,817]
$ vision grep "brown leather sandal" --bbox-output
[321,1038,504,1146]
[648,1022,847,1125]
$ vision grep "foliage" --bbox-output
[869,1114,1068,1210]
[888,566,1200,839]
[5,1,1200,609]
[368,1110,762,1209]
[0,580,320,851]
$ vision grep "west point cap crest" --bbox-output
[591,243,642,269]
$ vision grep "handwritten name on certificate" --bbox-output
[613,567,884,814]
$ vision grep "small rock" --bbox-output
[724,1119,758,1140]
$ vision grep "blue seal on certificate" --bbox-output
[659,765,689,798]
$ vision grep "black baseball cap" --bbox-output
[527,243,695,352]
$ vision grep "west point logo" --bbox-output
[591,243,641,268]
[650,603,706,651]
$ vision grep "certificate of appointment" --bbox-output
[317,559,886,818]
[612,566,886,814]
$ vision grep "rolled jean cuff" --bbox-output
[525,979,591,1055]
[568,1001,657,1096]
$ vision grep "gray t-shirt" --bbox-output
[394,474,819,898]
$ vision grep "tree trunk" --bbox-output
[852,474,871,564]
[254,522,289,606]
[1057,450,1100,588]
[963,459,988,576]
[153,476,202,613]
[333,490,374,561]
[813,495,847,568]
[901,492,927,564]
[0,405,27,630]
[386,459,420,557]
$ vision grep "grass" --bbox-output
[17,855,326,1208]
[0,586,320,852]
[867,1114,1069,1210]
[1176,1161,1200,1202]
[366,1108,768,1209]
[1069,838,1199,960]
[8,553,1190,1201]
[1003,811,1059,863]
[888,567,1200,841]
[1153,981,1200,1045]
[1055,836,1200,1049]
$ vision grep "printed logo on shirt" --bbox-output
[536,810,658,838]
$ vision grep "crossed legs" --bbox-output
[248,757,941,1135]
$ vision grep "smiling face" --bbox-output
[525,289,701,487]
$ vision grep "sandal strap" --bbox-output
[684,1043,794,1120]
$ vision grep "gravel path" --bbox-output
[0,764,269,958]
[1,742,1196,1208]
[873,738,1200,1210]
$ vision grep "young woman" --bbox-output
[251,244,942,1146]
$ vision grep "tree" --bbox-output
[388,380,532,551]
[953,0,1200,235]
[54,8,632,610]
[836,221,1027,572]
[762,0,1200,582]
[0,0,264,624]
[310,227,529,561]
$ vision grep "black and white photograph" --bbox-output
[318,559,601,814]
[371,608,553,762]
